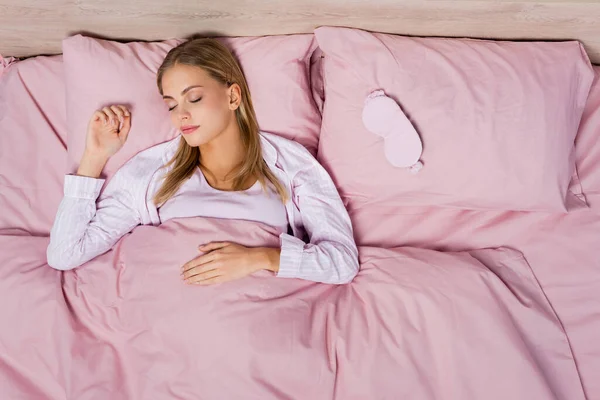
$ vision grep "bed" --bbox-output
[1,1,599,399]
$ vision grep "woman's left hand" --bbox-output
[181,242,279,285]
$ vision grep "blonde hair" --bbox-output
[153,38,288,206]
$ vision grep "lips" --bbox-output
[181,125,199,135]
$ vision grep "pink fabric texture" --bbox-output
[0,54,18,77]
[315,26,594,212]
[0,219,587,399]
[310,46,325,114]
[2,40,600,400]
[0,55,67,235]
[348,66,600,399]
[63,34,320,183]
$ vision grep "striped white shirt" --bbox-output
[47,132,359,284]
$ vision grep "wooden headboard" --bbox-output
[2,0,600,64]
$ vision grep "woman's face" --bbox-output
[161,63,241,147]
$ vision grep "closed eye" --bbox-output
[168,97,201,112]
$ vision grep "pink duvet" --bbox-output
[0,217,586,399]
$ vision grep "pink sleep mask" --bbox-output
[362,90,423,173]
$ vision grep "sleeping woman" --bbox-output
[47,38,359,285]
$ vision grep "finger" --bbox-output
[116,106,131,139]
[117,105,130,117]
[92,110,105,122]
[186,269,222,284]
[182,260,212,279]
[181,253,217,275]
[182,254,223,279]
[93,110,108,123]
[194,276,225,286]
[102,106,118,126]
[182,261,219,280]
[119,114,131,141]
[110,105,125,123]
[198,242,230,252]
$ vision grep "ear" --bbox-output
[228,83,242,111]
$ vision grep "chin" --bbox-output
[181,130,214,147]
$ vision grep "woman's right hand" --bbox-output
[76,105,131,178]
[85,105,132,159]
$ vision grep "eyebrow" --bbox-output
[162,85,203,99]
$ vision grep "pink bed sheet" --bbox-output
[0,218,586,399]
[0,55,67,236]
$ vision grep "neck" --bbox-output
[199,120,245,180]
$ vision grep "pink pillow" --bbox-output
[63,34,320,181]
[572,66,600,206]
[0,55,68,235]
[315,27,594,212]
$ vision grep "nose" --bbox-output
[176,107,191,122]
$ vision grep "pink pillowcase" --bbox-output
[63,34,320,182]
[314,27,594,212]
[0,55,68,235]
